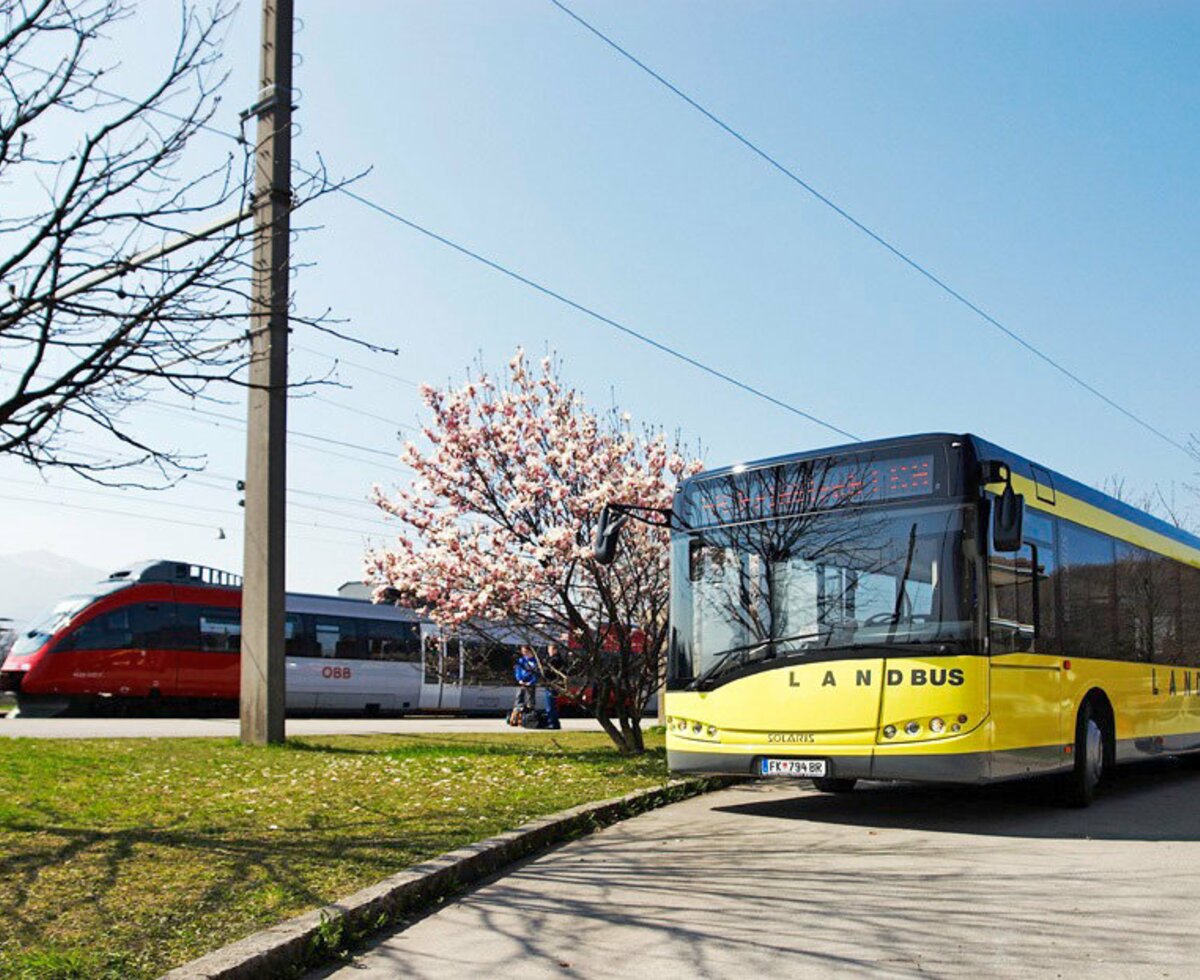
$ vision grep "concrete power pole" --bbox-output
[240,0,293,746]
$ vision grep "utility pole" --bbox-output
[240,0,293,746]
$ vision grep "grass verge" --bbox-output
[0,731,667,979]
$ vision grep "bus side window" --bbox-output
[1060,521,1118,662]
[989,543,1036,653]
[1116,543,1181,664]
[1181,565,1200,668]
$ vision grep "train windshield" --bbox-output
[10,595,94,655]
[669,503,977,686]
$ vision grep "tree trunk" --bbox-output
[594,710,638,754]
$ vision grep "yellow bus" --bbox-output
[615,433,1200,807]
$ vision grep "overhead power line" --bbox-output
[293,344,421,388]
[12,58,858,443]
[547,0,1191,460]
[327,182,860,442]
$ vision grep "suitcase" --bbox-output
[522,709,547,729]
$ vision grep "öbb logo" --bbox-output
[321,665,352,680]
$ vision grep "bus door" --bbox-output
[988,515,1062,776]
[420,630,463,710]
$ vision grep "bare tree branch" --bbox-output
[0,0,354,486]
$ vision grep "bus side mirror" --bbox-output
[993,481,1025,552]
[592,504,627,565]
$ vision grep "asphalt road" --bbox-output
[318,763,1200,979]
[0,716,605,738]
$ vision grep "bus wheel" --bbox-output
[812,777,857,794]
[1061,700,1106,808]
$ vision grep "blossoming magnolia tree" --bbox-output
[366,350,701,754]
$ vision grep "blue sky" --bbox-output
[2,0,1198,595]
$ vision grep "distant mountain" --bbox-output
[0,551,107,631]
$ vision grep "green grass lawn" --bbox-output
[0,731,668,979]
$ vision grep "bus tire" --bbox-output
[1061,699,1107,808]
[812,777,857,794]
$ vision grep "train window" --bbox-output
[361,620,420,662]
[64,608,135,651]
[285,614,314,657]
[168,604,195,649]
[463,641,518,686]
[312,618,364,659]
[199,608,241,653]
[313,620,340,658]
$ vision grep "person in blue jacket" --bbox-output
[511,645,539,722]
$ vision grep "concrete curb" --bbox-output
[161,776,727,980]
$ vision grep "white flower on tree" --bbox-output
[366,349,701,755]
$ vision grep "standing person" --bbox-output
[542,642,563,730]
[510,644,539,725]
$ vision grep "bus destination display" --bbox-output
[682,453,935,527]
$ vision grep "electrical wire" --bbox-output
[325,182,861,442]
[293,344,421,388]
[547,0,1191,459]
[8,58,858,441]
[0,474,394,534]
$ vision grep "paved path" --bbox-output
[319,764,1200,979]
[0,716,605,739]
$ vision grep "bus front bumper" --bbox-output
[668,746,993,784]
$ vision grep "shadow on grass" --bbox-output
[277,734,666,768]
[0,810,488,967]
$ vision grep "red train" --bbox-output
[1,559,520,716]
[2,558,658,718]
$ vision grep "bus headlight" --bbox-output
[904,721,920,736]
[707,725,717,737]
[882,725,897,739]
[930,717,945,734]
[692,722,703,734]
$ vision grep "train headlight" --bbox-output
[882,725,897,739]
[904,721,920,736]
[930,717,945,734]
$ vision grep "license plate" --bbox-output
[760,758,826,777]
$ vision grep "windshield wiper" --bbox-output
[690,630,828,690]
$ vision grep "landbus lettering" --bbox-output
[822,670,837,687]
[856,669,872,687]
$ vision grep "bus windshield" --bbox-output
[669,503,977,686]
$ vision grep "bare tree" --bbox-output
[0,0,339,485]
[1102,474,1196,533]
